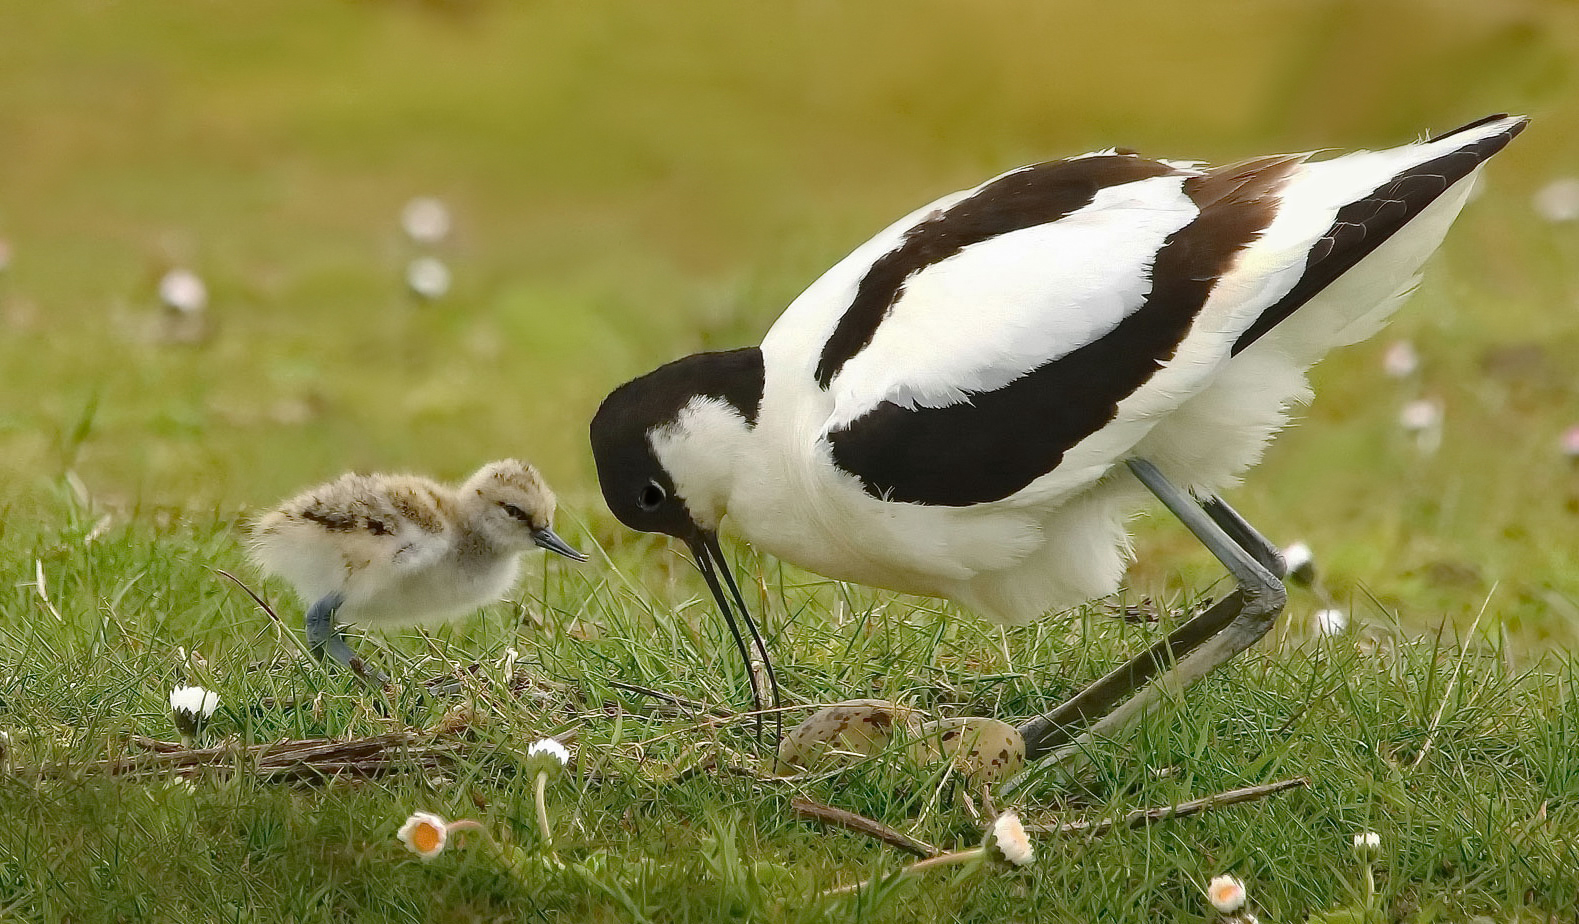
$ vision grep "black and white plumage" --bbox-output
[590,115,1527,746]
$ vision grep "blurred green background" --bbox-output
[2,0,1577,639]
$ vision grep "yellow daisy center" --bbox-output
[410,821,441,853]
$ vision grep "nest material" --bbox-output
[36,732,464,783]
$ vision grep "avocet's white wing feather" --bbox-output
[824,172,1199,432]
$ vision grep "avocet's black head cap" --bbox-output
[590,346,779,740]
[589,347,764,540]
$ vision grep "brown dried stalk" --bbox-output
[793,798,942,858]
[608,680,735,719]
[36,731,464,783]
[215,569,285,628]
[1025,777,1308,837]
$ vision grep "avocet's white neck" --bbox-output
[649,396,757,531]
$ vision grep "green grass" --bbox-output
[4,506,1579,922]
[4,0,1579,920]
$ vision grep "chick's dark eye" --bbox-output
[499,502,530,522]
[637,481,666,512]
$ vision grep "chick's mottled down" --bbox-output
[249,459,586,679]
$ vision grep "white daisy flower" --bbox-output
[170,685,218,717]
[527,737,570,767]
[1382,339,1419,379]
[401,197,452,244]
[1207,873,1246,912]
[158,268,208,315]
[1533,177,1579,224]
[397,811,451,859]
[1282,540,1316,586]
[985,810,1035,868]
[395,811,484,860]
[1314,608,1349,635]
[1353,830,1382,857]
[1398,398,1443,455]
[1560,424,1579,460]
[405,256,451,301]
[169,685,218,738]
[1398,398,1441,433]
[163,775,198,795]
[526,738,570,854]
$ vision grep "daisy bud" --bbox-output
[1353,830,1382,858]
[157,268,208,316]
[1560,424,1579,461]
[1533,177,1579,224]
[169,685,219,739]
[526,738,570,855]
[525,737,571,775]
[1382,340,1419,379]
[1281,540,1316,586]
[983,810,1035,868]
[1207,873,1247,913]
[1398,398,1443,455]
[405,256,451,301]
[401,196,452,244]
[1314,607,1348,635]
[1398,398,1441,434]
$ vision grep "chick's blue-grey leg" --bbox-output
[304,593,389,686]
[1014,459,1287,766]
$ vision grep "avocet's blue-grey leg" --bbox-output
[304,593,389,686]
[1201,495,1287,579]
[1015,459,1286,765]
[1126,460,1285,598]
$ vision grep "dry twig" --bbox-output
[608,680,735,719]
[215,569,284,627]
[36,731,464,783]
[793,798,942,858]
[1025,777,1307,837]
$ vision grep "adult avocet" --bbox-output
[590,114,1527,755]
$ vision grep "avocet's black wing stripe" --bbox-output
[826,157,1295,507]
[1231,116,1527,355]
[813,155,1178,389]
[1425,112,1517,143]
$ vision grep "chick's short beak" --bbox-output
[532,527,589,562]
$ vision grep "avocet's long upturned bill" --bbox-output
[250,460,587,684]
[591,115,1527,754]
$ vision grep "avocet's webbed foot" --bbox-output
[304,593,389,687]
[1013,460,1287,773]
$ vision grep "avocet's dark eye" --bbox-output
[637,481,666,512]
[499,502,531,522]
